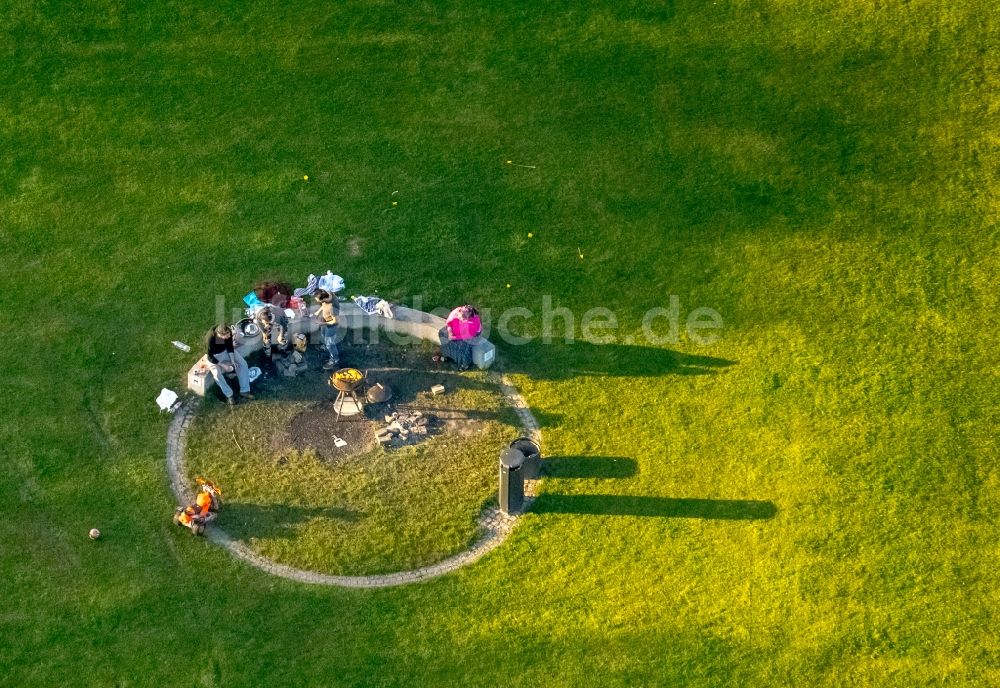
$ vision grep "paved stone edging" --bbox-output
[165,370,540,588]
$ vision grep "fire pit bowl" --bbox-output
[237,318,260,337]
[329,367,364,392]
[366,382,392,404]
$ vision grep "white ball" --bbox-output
[89,528,101,540]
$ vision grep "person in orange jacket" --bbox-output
[174,479,221,535]
[176,505,202,531]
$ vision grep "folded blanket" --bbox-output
[353,295,394,318]
[293,274,318,298]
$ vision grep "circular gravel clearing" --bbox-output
[166,371,540,588]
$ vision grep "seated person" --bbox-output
[204,324,253,405]
[435,305,481,370]
[174,481,220,534]
[254,305,288,359]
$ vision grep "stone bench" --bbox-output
[186,302,496,396]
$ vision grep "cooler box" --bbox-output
[187,356,213,397]
[470,337,496,369]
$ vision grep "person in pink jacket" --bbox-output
[434,305,481,370]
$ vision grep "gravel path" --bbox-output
[165,370,540,587]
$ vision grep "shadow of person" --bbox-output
[531,494,776,520]
[542,456,638,479]
[236,352,500,406]
[220,502,363,540]
[500,339,736,380]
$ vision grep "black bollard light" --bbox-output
[499,447,525,515]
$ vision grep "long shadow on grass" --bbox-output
[222,502,363,540]
[542,456,638,479]
[532,494,776,520]
[503,340,736,380]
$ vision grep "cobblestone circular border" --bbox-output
[165,371,540,588]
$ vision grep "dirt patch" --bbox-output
[432,408,490,437]
[283,401,376,462]
[347,236,363,256]
[248,332,507,460]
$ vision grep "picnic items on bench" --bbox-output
[317,271,345,294]
[292,271,342,298]
[293,274,319,298]
[352,295,394,318]
[246,280,294,308]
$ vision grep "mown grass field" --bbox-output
[1,1,998,685]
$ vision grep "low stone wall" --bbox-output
[187,302,496,396]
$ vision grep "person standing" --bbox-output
[314,289,340,370]
[204,324,253,405]
[254,305,288,359]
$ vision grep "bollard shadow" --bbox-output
[220,502,363,540]
[542,456,638,480]
[531,494,777,520]
[501,340,736,381]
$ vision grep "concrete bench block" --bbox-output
[338,303,447,342]
[187,356,213,397]
[186,354,248,397]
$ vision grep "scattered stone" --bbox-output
[274,356,302,378]
[376,408,440,448]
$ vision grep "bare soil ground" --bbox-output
[254,334,497,464]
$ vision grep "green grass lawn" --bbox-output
[2,1,998,685]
